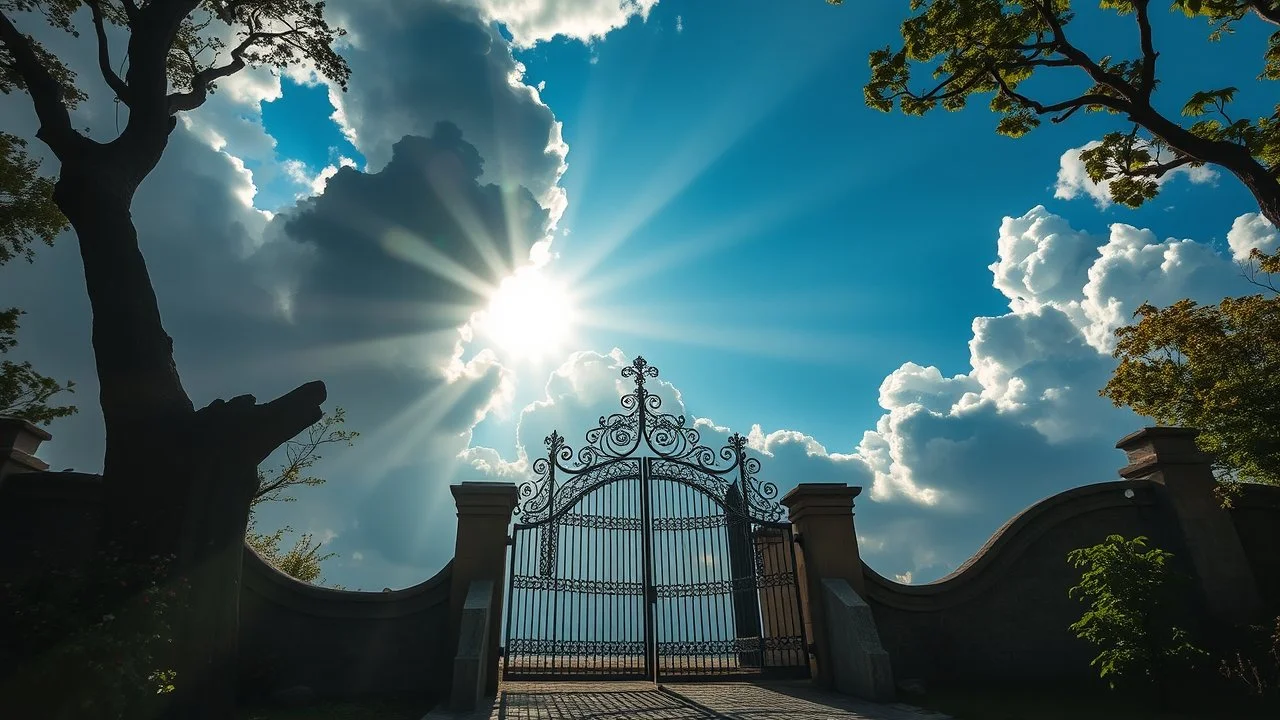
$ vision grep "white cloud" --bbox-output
[1054,141,1219,209]
[466,0,659,47]
[1227,212,1280,261]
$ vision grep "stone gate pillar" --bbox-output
[0,417,51,485]
[449,482,518,697]
[1117,427,1263,626]
[781,483,864,689]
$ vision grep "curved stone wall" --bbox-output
[239,549,454,701]
[0,472,456,703]
[862,479,1191,683]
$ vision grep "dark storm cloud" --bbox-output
[328,0,568,212]
[278,122,545,341]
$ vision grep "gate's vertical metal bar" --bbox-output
[610,477,618,674]
[709,506,725,676]
[678,485,691,676]
[640,456,656,682]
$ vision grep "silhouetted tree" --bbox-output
[0,2,349,717]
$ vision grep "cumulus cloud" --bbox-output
[452,203,1257,585]
[1054,141,1219,209]
[467,0,659,47]
[325,0,569,226]
[1227,212,1280,261]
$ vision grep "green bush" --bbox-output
[0,545,187,719]
[1067,535,1206,692]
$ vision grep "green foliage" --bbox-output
[253,406,358,506]
[858,0,1280,227]
[0,131,66,264]
[1067,535,1206,690]
[246,519,336,585]
[0,125,75,425]
[0,548,188,719]
[1101,296,1280,486]
[247,407,356,585]
[0,306,76,424]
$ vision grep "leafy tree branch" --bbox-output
[857,0,1280,229]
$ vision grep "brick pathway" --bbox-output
[424,681,952,720]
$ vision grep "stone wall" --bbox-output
[239,550,452,701]
[787,427,1274,696]
[861,479,1190,683]
[1228,483,1280,617]
[0,468,457,704]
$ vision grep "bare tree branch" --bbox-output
[86,0,132,106]
[0,10,79,158]
[166,29,295,114]
[120,0,139,22]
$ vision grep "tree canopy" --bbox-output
[0,1,350,167]
[0,133,74,424]
[1102,285,1280,486]
[857,0,1280,230]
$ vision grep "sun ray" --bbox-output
[578,305,874,363]
[565,169,859,299]
[560,43,847,284]
[426,177,515,281]
[380,226,498,298]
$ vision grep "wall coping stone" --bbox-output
[1117,426,1212,479]
[450,482,518,518]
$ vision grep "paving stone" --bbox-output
[424,680,952,720]
[665,681,952,720]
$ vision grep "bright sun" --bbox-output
[478,268,577,361]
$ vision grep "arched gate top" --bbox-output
[515,356,784,524]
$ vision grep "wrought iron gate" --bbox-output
[503,357,809,681]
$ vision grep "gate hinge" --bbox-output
[506,535,515,546]
[792,533,804,548]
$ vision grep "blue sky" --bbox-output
[4,0,1279,592]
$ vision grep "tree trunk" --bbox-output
[1228,162,1280,231]
[53,155,326,719]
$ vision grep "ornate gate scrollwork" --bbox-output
[503,357,809,681]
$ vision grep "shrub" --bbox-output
[1067,535,1205,693]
